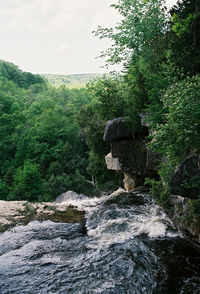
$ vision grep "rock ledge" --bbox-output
[0,200,85,232]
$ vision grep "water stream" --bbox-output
[0,188,200,293]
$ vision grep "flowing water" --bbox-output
[0,188,200,294]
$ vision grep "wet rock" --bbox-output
[104,189,146,206]
[110,188,127,196]
[103,117,132,142]
[167,195,200,243]
[171,154,200,199]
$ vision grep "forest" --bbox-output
[0,0,200,215]
[0,59,105,201]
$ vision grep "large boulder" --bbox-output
[171,154,200,199]
[103,117,132,142]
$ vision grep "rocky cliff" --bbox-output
[104,117,160,191]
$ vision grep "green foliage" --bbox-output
[148,76,200,205]
[0,60,45,88]
[9,161,43,201]
[181,195,200,224]
[94,0,167,66]
[0,179,8,199]
[0,61,99,201]
[169,0,200,74]
[171,12,194,36]
[150,76,200,161]
[88,0,200,221]
[181,173,200,189]
[145,178,162,199]
[145,160,173,206]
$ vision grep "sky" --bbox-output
[0,0,178,75]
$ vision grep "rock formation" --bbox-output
[0,199,85,232]
[103,117,160,191]
[167,194,200,243]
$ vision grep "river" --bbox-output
[0,188,200,293]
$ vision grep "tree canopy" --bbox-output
[0,60,100,201]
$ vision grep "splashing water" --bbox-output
[0,188,200,293]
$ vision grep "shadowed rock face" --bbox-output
[103,117,132,142]
[171,154,200,199]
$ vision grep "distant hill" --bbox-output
[0,60,45,88]
[43,73,103,88]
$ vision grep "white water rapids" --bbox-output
[0,188,199,293]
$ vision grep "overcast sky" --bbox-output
[0,0,178,75]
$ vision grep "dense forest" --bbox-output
[0,0,200,219]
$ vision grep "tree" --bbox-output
[169,0,200,74]
[94,0,167,67]
[150,75,200,161]
[9,161,43,201]
[94,0,173,125]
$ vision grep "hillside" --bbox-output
[43,73,103,88]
